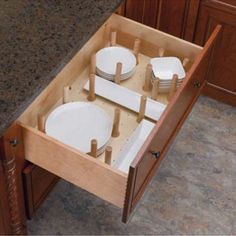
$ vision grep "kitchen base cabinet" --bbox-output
[117,0,200,41]
[0,13,220,233]
[16,14,220,223]
[194,0,236,106]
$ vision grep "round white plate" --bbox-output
[97,67,135,81]
[45,102,112,154]
[96,46,136,76]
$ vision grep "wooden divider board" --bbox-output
[40,52,172,167]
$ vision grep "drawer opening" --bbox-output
[17,14,214,221]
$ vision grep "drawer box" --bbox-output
[17,14,220,222]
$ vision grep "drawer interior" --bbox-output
[18,14,203,208]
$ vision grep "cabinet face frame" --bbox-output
[16,14,220,223]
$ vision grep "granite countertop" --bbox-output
[0,0,122,136]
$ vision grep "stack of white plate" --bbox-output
[96,46,136,81]
[45,102,112,156]
[150,57,186,93]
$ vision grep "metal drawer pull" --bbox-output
[9,139,19,147]
[194,81,201,88]
[149,151,161,159]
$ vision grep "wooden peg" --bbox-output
[143,63,152,91]
[90,139,97,158]
[105,146,112,165]
[137,95,147,123]
[110,31,117,46]
[63,86,70,104]
[112,108,121,137]
[182,58,190,69]
[158,47,165,57]
[38,114,46,132]
[168,74,178,101]
[151,79,160,101]
[105,41,111,47]
[133,38,141,64]
[90,54,96,74]
[87,74,96,101]
[114,62,122,84]
[104,24,111,42]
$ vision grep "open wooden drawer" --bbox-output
[17,14,220,223]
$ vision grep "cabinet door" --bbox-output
[23,164,59,219]
[123,0,200,41]
[194,0,236,106]
[125,0,160,28]
[157,0,198,39]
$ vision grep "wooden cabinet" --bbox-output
[119,0,200,40]
[125,0,160,28]
[194,0,236,106]
[0,13,220,233]
[118,0,236,106]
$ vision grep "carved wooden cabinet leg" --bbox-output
[0,125,27,235]
[3,156,25,235]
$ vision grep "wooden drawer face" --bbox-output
[123,36,217,221]
[17,14,220,222]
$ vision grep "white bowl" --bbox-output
[96,46,136,76]
[150,57,186,80]
[45,102,112,154]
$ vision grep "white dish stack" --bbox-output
[96,46,137,81]
[150,57,186,93]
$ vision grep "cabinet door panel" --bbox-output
[158,0,189,37]
[125,0,160,28]
[23,164,59,219]
[194,0,236,105]
[123,0,199,41]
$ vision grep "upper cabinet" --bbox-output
[118,0,236,106]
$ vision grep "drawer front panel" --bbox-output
[21,125,127,208]
[122,25,221,223]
